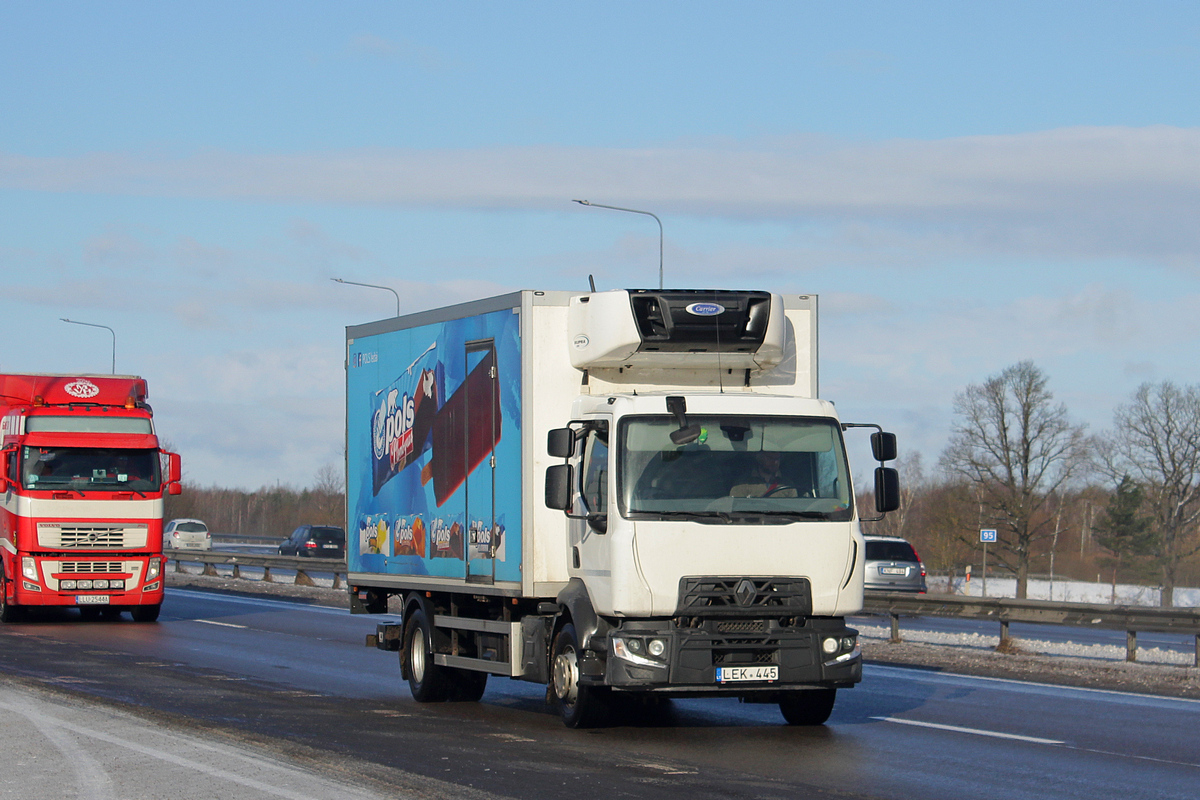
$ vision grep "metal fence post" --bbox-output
[890,613,902,643]
[1126,631,1137,662]
[1000,620,1010,647]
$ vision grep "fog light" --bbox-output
[21,557,37,581]
[109,580,124,591]
[842,636,856,651]
[648,639,666,657]
[61,579,77,590]
[93,579,109,589]
[78,580,93,590]
[627,638,644,653]
[822,637,839,655]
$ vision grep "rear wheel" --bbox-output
[551,622,611,728]
[448,669,488,702]
[403,607,452,702]
[779,688,837,725]
[131,604,161,623]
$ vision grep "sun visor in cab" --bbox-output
[568,289,786,370]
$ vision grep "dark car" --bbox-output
[279,525,346,559]
[863,535,927,593]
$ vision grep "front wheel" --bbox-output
[131,604,161,623]
[402,607,452,702]
[779,687,837,725]
[0,569,21,623]
[551,622,611,728]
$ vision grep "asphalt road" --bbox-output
[1,588,1197,800]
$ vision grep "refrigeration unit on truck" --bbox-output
[0,374,182,622]
[347,289,899,727]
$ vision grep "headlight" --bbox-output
[61,579,77,590]
[146,557,162,581]
[612,636,668,668]
[109,579,124,591]
[21,557,37,581]
[78,580,93,590]
[822,637,840,655]
[93,579,109,589]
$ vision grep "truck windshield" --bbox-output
[21,446,161,493]
[618,415,853,522]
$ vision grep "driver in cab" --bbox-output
[730,451,797,498]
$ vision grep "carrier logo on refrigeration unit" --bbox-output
[685,302,725,317]
[64,379,100,399]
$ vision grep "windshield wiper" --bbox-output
[638,510,733,523]
[752,510,833,521]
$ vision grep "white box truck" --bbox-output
[347,289,898,727]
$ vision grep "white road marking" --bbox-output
[872,716,1065,744]
[193,619,248,629]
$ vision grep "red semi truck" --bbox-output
[0,374,181,622]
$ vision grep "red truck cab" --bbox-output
[0,374,181,622]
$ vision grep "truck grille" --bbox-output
[57,562,125,574]
[676,577,813,617]
[37,523,149,549]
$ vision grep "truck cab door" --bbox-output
[569,421,613,611]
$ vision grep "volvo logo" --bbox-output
[735,579,757,606]
[685,302,725,317]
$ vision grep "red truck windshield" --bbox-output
[21,446,161,493]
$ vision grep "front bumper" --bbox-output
[602,618,861,693]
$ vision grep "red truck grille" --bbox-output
[37,523,149,549]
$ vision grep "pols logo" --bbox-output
[686,302,725,317]
[64,379,100,399]
[372,388,415,463]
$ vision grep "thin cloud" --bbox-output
[4,126,1199,265]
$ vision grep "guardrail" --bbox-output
[164,551,348,590]
[862,591,1200,666]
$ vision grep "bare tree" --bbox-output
[1096,382,1200,606]
[939,361,1089,598]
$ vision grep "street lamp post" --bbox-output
[331,278,401,317]
[573,199,664,290]
[60,318,116,374]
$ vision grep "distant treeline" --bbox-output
[164,464,345,539]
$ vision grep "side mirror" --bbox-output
[167,452,182,483]
[547,428,575,459]
[545,464,573,511]
[168,483,183,496]
[874,467,900,513]
[870,432,897,463]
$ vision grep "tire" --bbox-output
[779,688,837,725]
[448,669,488,702]
[402,607,452,702]
[551,622,611,728]
[131,604,161,623]
[0,569,21,623]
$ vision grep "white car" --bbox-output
[163,518,212,551]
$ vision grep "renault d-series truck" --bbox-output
[0,374,182,622]
[347,289,899,727]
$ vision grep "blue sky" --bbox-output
[3,2,1199,489]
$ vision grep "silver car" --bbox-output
[863,535,926,593]
[163,518,212,551]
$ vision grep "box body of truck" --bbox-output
[0,374,182,622]
[346,290,896,726]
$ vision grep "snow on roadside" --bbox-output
[855,623,1196,667]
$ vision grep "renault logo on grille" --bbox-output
[735,579,757,606]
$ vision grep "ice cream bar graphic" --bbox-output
[371,366,439,496]
[420,346,501,507]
